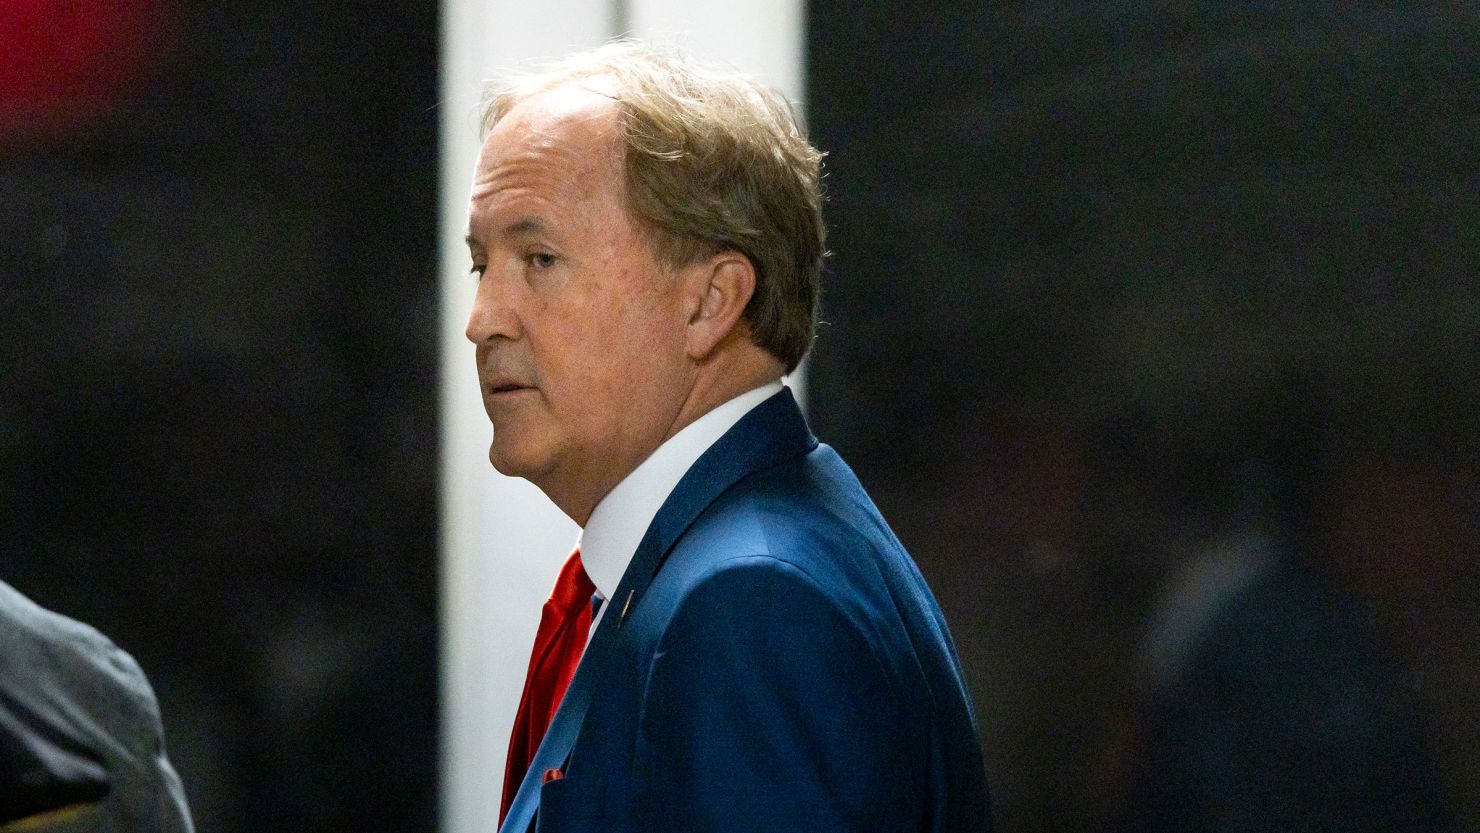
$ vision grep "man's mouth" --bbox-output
[486,381,533,396]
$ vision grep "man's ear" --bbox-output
[683,252,757,362]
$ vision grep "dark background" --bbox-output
[2,1,440,831]
[3,2,1477,831]
[807,3,1476,831]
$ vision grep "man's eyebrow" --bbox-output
[467,219,549,252]
[502,218,547,237]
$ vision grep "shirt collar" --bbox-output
[579,380,784,600]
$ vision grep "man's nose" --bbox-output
[465,272,523,344]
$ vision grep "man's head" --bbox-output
[480,41,825,371]
[464,42,825,522]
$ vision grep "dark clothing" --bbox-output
[0,581,193,832]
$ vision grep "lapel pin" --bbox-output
[618,589,635,627]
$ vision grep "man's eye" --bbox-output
[469,263,486,279]
[528,252,557,270]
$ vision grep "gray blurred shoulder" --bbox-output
[0,581,194,833]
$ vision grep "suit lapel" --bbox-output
[498,387,816,833]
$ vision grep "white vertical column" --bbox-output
[440,2,807,831]
[624,0,805,100]
[438,3,610,833]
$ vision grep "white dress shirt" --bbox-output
[579,380,784,637]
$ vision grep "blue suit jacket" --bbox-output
[502,389,991,833]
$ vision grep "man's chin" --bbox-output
[487,439,542,482]
[487,444,518,477]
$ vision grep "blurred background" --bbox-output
[2,2,1475,832]
[2,1,439,830]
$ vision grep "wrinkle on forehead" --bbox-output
[470,87,623,207]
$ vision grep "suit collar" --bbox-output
[627,384,816,591]
[579,380,784,602]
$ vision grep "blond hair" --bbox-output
[480,41,825,372]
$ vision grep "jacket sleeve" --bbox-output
[628,555,929,833]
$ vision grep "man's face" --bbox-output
[464,87,695,518]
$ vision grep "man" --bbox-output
[464,41,990,832]
[0,581,194,832]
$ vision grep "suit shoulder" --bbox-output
[680,445,926,601]
[650,553,902,689]
[696,444,898,549]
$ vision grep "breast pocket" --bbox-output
[534,774,607,833]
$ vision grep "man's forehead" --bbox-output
[525,79,619,117]
[472,87,621,192]
[492,84,621,147]
[467,86,626,244]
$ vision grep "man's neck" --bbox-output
[663,348,787,452]
[551,346,787,525]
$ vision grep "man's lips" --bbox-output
[484,380,535,396]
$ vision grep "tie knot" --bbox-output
[549,548,596,612]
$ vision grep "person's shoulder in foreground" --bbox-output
[466,39,990,832]
[0,580,194,833]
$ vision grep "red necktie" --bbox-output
[500,548,596,824]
